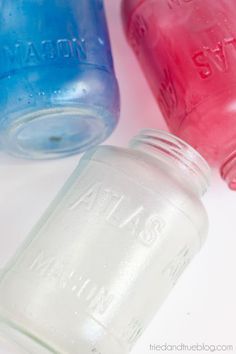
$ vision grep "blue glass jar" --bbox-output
[0,0,120,159]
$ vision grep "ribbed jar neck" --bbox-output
[129,130,211,197]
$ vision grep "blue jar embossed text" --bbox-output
[0,0,120,159]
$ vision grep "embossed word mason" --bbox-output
[0,0,119,159]
[0,130,210,353]
[0,38,87,71]
[29,251,115,316]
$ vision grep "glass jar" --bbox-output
[0,130,210,353]
[122,0,236,189]
[0,0,119,159]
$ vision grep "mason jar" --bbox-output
[0,0,119,159]
[0,130,210,353]
[122,0,236,189]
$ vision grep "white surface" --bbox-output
[0,1,235,353]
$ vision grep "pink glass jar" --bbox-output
[122,0,236,189]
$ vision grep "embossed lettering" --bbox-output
[121,319,143,346]
[105,194,125,222]
[89,287,114,315]
[192,51,212,79]
[138,214,166,247]
[26,42,41,63]
[158,68,178,116]
[41,40,57,59]
[29,253,114,315]
[69,182,102,211]
[69,182,166,247]
[162,246,191,286]
[193,37,236,79]
[130,15,148,51]
[0,38,87,72]
[29,251,57,276]
[57,39,73,58]
[2,43,23,66]
[205,42,228,72]
[72,38,87,60]
[119,206,144,234]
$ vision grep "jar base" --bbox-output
[1,107,113,159]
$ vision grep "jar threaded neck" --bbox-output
[129,129,211,196]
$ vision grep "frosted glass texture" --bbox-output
[0,130,210,353]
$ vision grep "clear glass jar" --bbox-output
[0,130,210,353]
[0,0,119,159]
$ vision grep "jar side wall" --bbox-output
[0,153,207,352]
[0,66,120,159]
[0,0,120,158]
[123,0,236,186]
[87,146,209,241]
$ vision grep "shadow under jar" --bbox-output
[0,0,119,159]
[0,130,210,354]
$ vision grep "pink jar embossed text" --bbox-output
[123,0,236,189]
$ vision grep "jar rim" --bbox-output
[130,129,211,196]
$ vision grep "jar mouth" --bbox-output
[130,129,211,195]
[1,107,116,160]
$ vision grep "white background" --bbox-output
[0,1,236,353]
